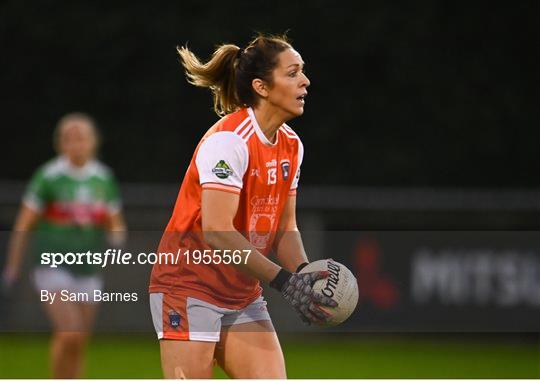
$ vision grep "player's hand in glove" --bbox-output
[270,267,338,325]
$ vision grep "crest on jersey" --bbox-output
[280,160,290,181]
[212,160,233,179]
[168,310,181,329]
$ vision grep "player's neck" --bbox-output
[252,105,287,144]
[64,155,90,168]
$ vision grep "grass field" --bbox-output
[0,333,538,378]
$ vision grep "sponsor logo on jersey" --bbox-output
[212,160,233,179]
[250,169,259,177]
[265,159,277,168]
[280,160,290,180]
[249,195,280,249]
[168,310,181,329]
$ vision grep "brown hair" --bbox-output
[53,112,100,153]
[177,33,292,116]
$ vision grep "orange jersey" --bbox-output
[149,107,303,308]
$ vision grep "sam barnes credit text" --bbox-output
[41,290,138,303]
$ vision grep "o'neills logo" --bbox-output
[322,261,341,297]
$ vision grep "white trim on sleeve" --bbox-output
[195,131,249,190]
[291,138,304,190]
[22,193,43,212]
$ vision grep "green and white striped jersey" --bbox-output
[23,156,121,275]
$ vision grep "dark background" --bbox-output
[1,1,538,186]
[0,4,538,378]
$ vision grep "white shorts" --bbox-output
[32,266,104,303]
[150,293,272,342]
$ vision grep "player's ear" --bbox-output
[252,78,269,98]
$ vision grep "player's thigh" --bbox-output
[74,273,102,332]
[77,302,99,332]
[160,339,216,379]
[34,267,102,332]
[215,320,286,379]
[35,273,82,331]
[151,293,225,378]
[42,299,85,332]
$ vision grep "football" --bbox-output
[300,259,359,326]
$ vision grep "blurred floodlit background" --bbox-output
[0,1,538,378]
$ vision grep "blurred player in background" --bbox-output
[2,113,126,378]
[149,34,336,378]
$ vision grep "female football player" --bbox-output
[2,113,126,378]
[149,34,336,378]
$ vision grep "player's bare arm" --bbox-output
[202,189,334,324]
[201,189,281,283]
[2,204,41,287]
[273,195,309,272]
[106,211,127,246]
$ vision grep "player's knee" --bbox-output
[248,368,286,379]
[56,331,88,352]
[173,365,187,379]
[166,362,213,379]
[163,365,199,379]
